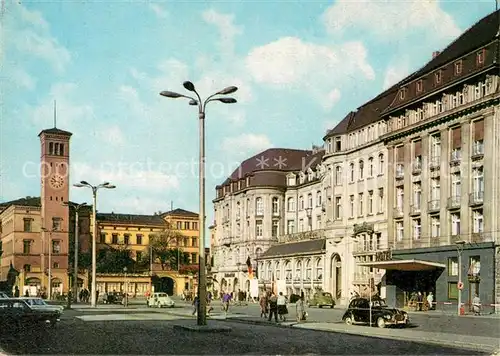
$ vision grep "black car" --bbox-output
[103,292,124,304]
[0,298,61,332]
[342,297,409,328]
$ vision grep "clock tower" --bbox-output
[39,127,72,295]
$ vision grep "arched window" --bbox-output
[287,197,295,212]
[295,261,302,281]
[305,259,312,280]
[349,163,355,182]
[359,160,364,179]
[335,166,342,185]
[368,157,374,177]
[255,197,263,215]
[316,191,322,206]
[307,193,313,208]
[275,261,281,280]
[378,154,384,175]
[299,196,304,210]
[272,197,279,215]
[315,258,323,280]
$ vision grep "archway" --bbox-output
[330,254,342,300]
[245,280,250,292]
[152,276,175,296]
[233,278,239,293]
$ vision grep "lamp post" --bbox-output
[305,207,312,232]
[160,81,237,326]
[123,267,128,307]
[455,240,466,316]
[41,228,53,299]
[63,201,87,303]
[73,181,116,307]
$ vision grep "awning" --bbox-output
[357,259,446,271]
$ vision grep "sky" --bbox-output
[0,0,496,223]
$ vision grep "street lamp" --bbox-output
[41,227,53,299]
[160,81,237,326]
[123,267,128,307]
[455,240,466,316]
[73,181,116,307]
[63,201,87,303]
[305,207,313,232]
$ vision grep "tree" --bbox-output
[96,247,135,273]
[149,229,186,270]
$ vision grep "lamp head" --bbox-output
[189,99,198,106]
[80,180,89,185]
[215,97,237,104]
[160,91,184,98]
[183,81,196,92]
[73,183,85,188]
[217,86,238,95]
[105,184,116,189]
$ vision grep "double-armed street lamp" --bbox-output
[63,201,87,303]
[160,81,237,326]
[41,227,53,299]
[455,240,466,316]
[73,181,116,307]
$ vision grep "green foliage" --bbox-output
[149,229,187,270]
[96,247,136,273]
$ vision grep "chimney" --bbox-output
[432,51,440,59]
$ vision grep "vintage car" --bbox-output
[342,297,409,328]
[0,298,61,331]
[17,297,64,314]
[147,292,175,308]
[103,292,124,305]
[307,292,335,308]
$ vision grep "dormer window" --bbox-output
[399,88,406,100]
[287,175,296,186]
[334,137,342,152]
[434,70,442,84]
[454,60,462,75]
[477,49,485,65]
[416,80,423,93]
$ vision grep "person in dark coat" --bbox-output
[268,293,278,322]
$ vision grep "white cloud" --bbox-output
[96,125,126,146]
[221,134,273,158]
[149,3,169,19]
[322,89,341,111]
[383,62,411,90]
[9,67,36,90]
[202,9,243,58]
[323,0,460,41]
[114,196,172,215]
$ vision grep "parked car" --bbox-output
[103,292,124,304]
[342,297,409,328]
[0,292,8,299]
[147,293,175,308]
[17,297,64,314]
[0,298,61,331]
[307,292,335,308]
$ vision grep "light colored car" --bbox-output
[0,292,8,298]
[147,292,175,308]
[17,297,64,314]
[307,292,335,308]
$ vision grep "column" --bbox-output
[403,138,412,248]
[421,134,430,243]
[439,129,449,239]
[387,146,395,247]
[460,121,471,238]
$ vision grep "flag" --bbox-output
[246,256,253,279]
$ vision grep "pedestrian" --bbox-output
[417,292,423,311]
[259,293,268,318]
[277,292,288,321]
[268,292,278,322]
[426,292,434,311]
[222,292,231,316]
[192,294,199,316]
[472,294,481,316]
[296,296,306,322]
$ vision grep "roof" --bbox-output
[96,213,166,226]
[357,259,446,271]
[161,208,199,218]
[259,239,326,259]
[0,196,41,211]
[38,127,73,137]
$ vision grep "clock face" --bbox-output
[49,174,65,190]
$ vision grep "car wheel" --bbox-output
[377,317,386,328]
[330,304,334,309]
[319,305,322,308]
[344,315,353,325]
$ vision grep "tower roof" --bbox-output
[38,128,73,137]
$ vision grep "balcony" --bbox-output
[428,200,440,213]
[353,243,388,255]
[450,150,461,166]
[471,232,492,243]
[221,236,233,246]
[447,196,461,210]
[471,141,484,159]
[410,204,421,216]
[277,229,325,243]
[393,207,404,218]
[395,165,404,179]
[469,191,484,206]
[429,156,440,170]
[412,160,422,175]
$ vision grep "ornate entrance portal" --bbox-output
[329,254,342,300]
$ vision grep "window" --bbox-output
[396,187,404,211]
[52,240,61,254]
[378,154,384,175]
[193,222,198,230]
[451,173,461,198]
[349,195,354,218]
[368,191,373,215]
[191,253,197,264]
[23,240,32,254]
[52,217,62,231]
[448,257,458,276]
[287,176,295,186]
[136,234,143,245]
[112,234,118,244]
[416,80,423,92]
[358,193,364,216]
[176,221,182,229]
[136,251,142,261]
[53,262,59,269]
[472,167,484,195]
[272,220,279,237]
[316,191,322,206]
[99,232,106,243]
[124,234,130,245]
[451,213,461,236]
[368,157,374,177]
[335,197,342,219]
[335,166,342,185]
[334,137,342,151]
[476,49,485,65]
[316,215,321,230]
[430,133,441,161]
[454,60,462,75]
[431,216,440,238]
[413,182,421,209]
[299,196,304,210]
[431,178,440,201]
[49,142,54,155]
[287,197,295,212]
[450,126,462,160]
[184,222,190,230]
[448,282,458,300]
[413,218,421,240]
[236,202,241,219]
[255,220,263,237]
[468,256,480,276]
[434,70,442,84]
[327,139,333,153]
[256,198,264,216]
[399,88,406,100]
[396,221,404,241]
[378,188,384,213]
[23,218,32,232]
[472,209,484,233]
[359,160,364,180]
[272,197,279,216]
[349,163,355,182]
[23,264,31,272]
[307,194,313,209]
[299,219,304,232]
[287,220,295,234]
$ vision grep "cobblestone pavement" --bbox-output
[0,310,492,355]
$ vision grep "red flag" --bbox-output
[246,256,253,279]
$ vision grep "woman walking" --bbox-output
[296,296,306,322]
[277,292,288,322]
[259,293,268,318]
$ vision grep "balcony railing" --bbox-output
[221,236,233,245]
[428,200,440,212]
[450,150,461,166]
[395,165,404,179]
[277,229,325,243]
[429,156,440,170]
[469,191,484,206]
[393,207,404,218]
[353,243,389,254]
[412,160,422,174]
[410,204,421,216]
[471,141,484,158]
[447,196,461,209]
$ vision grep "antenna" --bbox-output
[53,100,57,128]
[171,201,173,211]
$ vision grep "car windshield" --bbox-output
[157,293,168,297]
[371,299,388,308]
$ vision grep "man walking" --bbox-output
[268,292,278,322]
